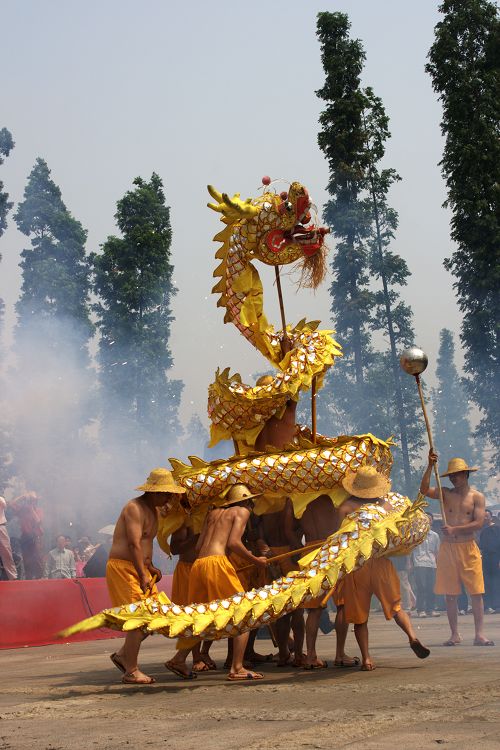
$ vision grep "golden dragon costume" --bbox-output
[60,179,429,641]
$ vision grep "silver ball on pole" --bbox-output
[399,346,428,376]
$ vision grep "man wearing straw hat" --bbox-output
[333,465,431,671]
[166,483,268,682]
[107,467,186,684]
[421,453,494,647]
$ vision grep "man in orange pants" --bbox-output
[166,484,268,681]
[334,466,430,671]
[107,468,185,684]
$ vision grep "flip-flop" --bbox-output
[334,657,361,668]
[248,653,275,663]
[122,671,156,684]
[110,653,126,674]
[227,671,264,681]
[200,655,217,670]
[303,660,328,670]
[192,661,211,673]
[410,639,431,659]
[360,663,376,671]
[442,639,461,646]
[165,661,198,680]
[473,639,495,646]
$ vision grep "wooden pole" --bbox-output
[235,539,326,574]
[311,375,317,444]
[274,266,287,335]
[415,374,447,523]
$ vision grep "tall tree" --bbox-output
[316,11,373,402]
[15,158,93,363]
[182,414,209,458]
[11,159,94,527]
[427,0,500,471]
[92,174,182,469]
[316,12,424,492]
[432,329,475,460]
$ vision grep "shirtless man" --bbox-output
[166,484,268,681]
[421,452,494,647]
[300,494,338,669]
[107,468,186,684]
[334,466,430,671]
[260,500,305,666]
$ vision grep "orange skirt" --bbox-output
[334,557,401,623]
[106,558,159,607]
[188,555,244,602]
[171,560,193,605]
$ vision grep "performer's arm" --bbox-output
[420,451,440,499]
[227,510,267,568]
[123,504,150,592]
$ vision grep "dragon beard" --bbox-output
[295,245,328,290]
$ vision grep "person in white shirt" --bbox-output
[0,496,18,580]
[411,513,440,617]
[45,535,76,579]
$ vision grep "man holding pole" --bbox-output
[420,452,494,647]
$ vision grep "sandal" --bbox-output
[165,661,197,680]
[473,639,495,646]
[360,662,376,672]
[227,670,264,681]
[410,639,430,659]
[110,652,126,674]
[303,659,328,670]
[442,638,461,646]
[334,656,361,668]
[192,661,211,673]
[200,655,217,670]
[122,670,155,684]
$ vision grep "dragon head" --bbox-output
[208,181,330,288]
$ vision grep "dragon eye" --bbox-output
[286,202,293,211]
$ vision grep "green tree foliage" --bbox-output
[316,12,424,492]
[92,174,183,467]
[0,127,14,239]
[14,158,93,363]
[432,329,474,459]
[427,0,500,471]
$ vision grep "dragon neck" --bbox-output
[212,222,270,358]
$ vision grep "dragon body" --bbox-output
[60,180,429,642]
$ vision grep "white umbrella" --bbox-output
[98,524,115,535]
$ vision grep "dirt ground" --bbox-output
[1,612,499,750]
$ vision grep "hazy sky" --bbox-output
[1,0,461,427]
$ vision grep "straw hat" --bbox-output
[440,458,478,477]
[342,465,391,499]
[220,483,263,507]
[135,468,186,494]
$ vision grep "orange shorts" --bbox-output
[334,557,401,623]
[106,558,159,607]
[188,555,244,602]
[171,560,193,606]
[434,540,484,596]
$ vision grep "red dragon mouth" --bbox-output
[287,223,329,256]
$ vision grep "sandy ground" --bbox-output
[1,612,500,750]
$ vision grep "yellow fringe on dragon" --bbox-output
[59,495,429,641]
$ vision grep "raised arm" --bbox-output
[420,451,440,499]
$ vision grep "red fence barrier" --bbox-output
[0,576,172,649]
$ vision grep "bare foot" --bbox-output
[122,669,155,684]
[192,660,210,672]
